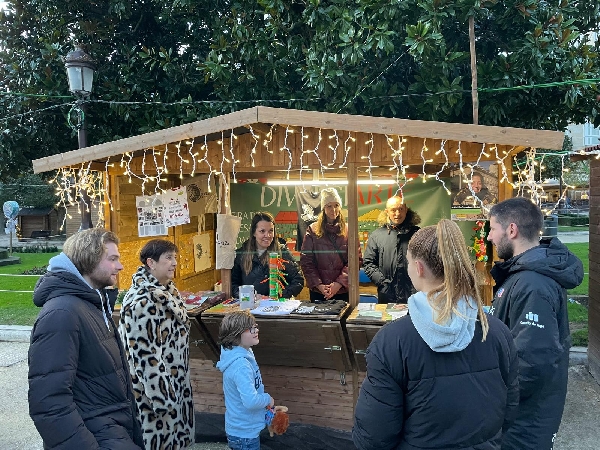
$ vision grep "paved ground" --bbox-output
[0,340,598,449]
[557,231,589,244]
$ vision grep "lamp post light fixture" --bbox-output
[65,45,96,97]
[64,45,96,231]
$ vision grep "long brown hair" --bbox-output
[242,212,280,275]
[408,219,489,340]
[312,209,347,238]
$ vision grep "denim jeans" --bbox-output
[226,434,260,450]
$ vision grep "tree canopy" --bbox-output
[1,0,599,178]
[0,173,58,208]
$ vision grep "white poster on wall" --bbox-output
[136,196,168,237]
[163,187,190,228]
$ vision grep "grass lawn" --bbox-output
[558,225,589,233]
[0,252,58,326]
[0,245,592,347]
[565,243,588,296]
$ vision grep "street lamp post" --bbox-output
[64,45,96,231]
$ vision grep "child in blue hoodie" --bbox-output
[217,310,274,450]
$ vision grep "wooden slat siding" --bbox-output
[191,359,225,414]
[346,327,373,373]
[201,316,352,370]
[190,359,355,430]
[321,324,353,372]
[33,108,260,174]
[262,366,355,430]
[189,318,219,361]
[589,159,599,382]
[65,200,102,238]
[255,107,565,150]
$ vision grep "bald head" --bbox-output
[385,196,407,225]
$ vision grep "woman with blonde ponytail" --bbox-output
[353,219,520,450]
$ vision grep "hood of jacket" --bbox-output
[491,237,583,290]
[377,208,422,230]
[216,345,257,373]
[34,252,115,330]
[408,291,478,352]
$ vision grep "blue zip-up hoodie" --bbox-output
[216,346,271,438]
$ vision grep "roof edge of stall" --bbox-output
[32,106,566,173]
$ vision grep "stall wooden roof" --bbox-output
[32,106,565,174]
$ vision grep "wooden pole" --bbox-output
[347,163,360,308]
[220,174,232,298]
[469,15,479,125]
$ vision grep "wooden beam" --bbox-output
[256,107,565,150]
[34,107,565,174]
[33,107,260,174]
[347,163,359,309]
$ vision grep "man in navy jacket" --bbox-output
[488,198,583,450]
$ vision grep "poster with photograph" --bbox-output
[163,187,190,227]
[450,165,498,220]
[136,195,168,237]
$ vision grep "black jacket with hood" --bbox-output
[490,237,584,450]
[353,292,519,450]
[231,241,305,299]
[28,253,143,450]
[363,209,420,304]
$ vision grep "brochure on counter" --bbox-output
[349,303,408,322]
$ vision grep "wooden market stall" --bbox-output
[32,107,564,432]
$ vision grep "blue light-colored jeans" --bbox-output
[226,434,260,450]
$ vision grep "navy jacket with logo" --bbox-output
[490,237,583,450]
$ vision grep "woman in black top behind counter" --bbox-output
[231,212,305,300]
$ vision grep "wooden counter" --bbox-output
[345,303,407,372]
[191,301,359,431]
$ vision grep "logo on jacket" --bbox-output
[254,370,263,390]
[520,311,545,329]
[496,288,504,298]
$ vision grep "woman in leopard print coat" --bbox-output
[119,240,194,450]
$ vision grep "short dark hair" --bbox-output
[471,172,484,183]
[489,197,543,241]
[139,239,178,266]
[218,310,256,349]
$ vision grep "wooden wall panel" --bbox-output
[191,360,356,431]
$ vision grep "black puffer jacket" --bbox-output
[231,241,305,299]
[490,238,584,450]
[353,314,519,450]
[363,211,419,304]
[28,254,142,450]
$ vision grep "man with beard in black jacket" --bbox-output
[487,198,584,450]
[28,228,143,449]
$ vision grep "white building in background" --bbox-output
[567,31,599,152]
[568,122,600,152]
